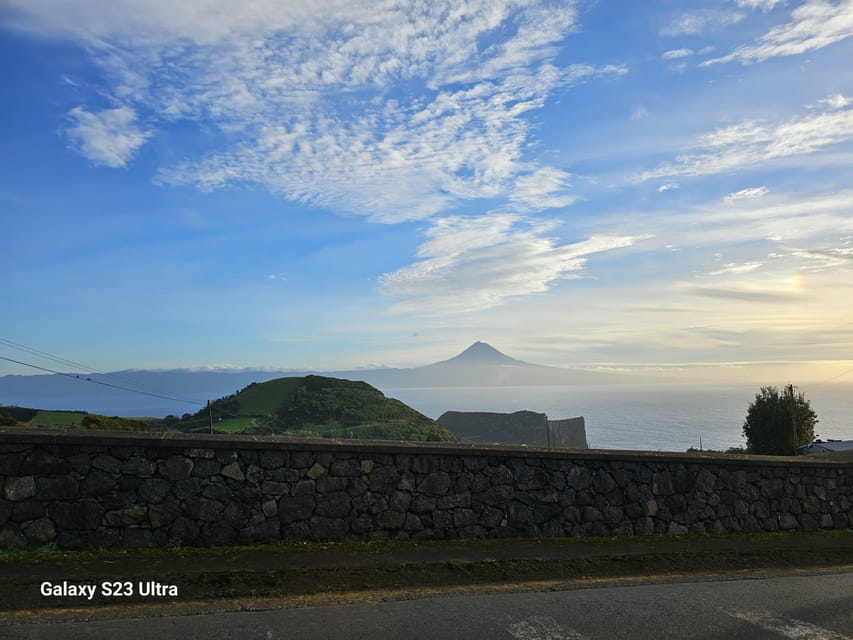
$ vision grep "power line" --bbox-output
[0,356,202,407]
[0,337,201,403]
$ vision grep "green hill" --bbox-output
[0,406,155,431]
[176,375,456,442]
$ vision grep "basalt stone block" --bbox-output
[0,499,11,524]
[138,478,171,503]
[417,471,451,496]
[191,459,221,478]
[123,456,156,476]
[92,454,122,474]
[453,509,476,527]
[174,478,201,499]
[149,499,182,528]
[279,495,315,523]
[11,499,44,523]
[105,505,147,527]
[170,517,200,542]
[369,466,401,492]
[290,452,312,469]
[23,518,56,544]
[159,456,194,481]
[4,476,36,502]
[307,517,347,541]
[50,501,105,531]
[185,498,224,522]
[205,523,238,545]
[37,477,78,500]
[0,453,25,475]
[0,523,27,548]
[403,513,423,531]
[258,451,289,469]
[409,456,432,474]
[240,518,280,543]
[315,492,351,519]
[652,472,674,496]
[214,450,238,464]
[484,465,513,486]
[566,466,593,490]
[375,509,406,530]
[202,482,233,503]
[80,470,116,497]
[20,450,70,475]
[508,502,535,526]
[482,484,514,507]
[219,460,246,482]
[317,475,348,494]
[410,495,437,513]
[306,463,327,480]
[695,469,717,493]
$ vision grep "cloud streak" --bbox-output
[380,215,643,312]
[637,101,853,181]
[704,0,853,65]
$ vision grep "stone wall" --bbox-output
[0,428,851,549]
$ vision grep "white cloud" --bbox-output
[735,0,785,10]
[723,186,770,202]
[637,102,853,181]
[658,183,680,193]
[3,1,629,222]
[661,9,744,36]
[707,261,764,276]
[704,0,853,65]
[819,93,852,109]
[631,106,650,121]
[662,48,693,60]
[64,106,149,167]
[379,215,642,312]
[510,167,576,210]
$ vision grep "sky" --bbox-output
[2,0,853,383]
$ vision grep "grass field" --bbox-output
[232,377,303,416]
[214,416,259,433]
[24,411,88,427]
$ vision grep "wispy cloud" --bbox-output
[723,186,769,203]
[64,106,149,168]
[704,0,853,65]
[4,0,629,223]
[661,9,744,36]
[735,0,786,9]
[662,48,693,60]
[380,215,643,312]
[637,101,853,181]
[707,261,764,276]
[658,183,680,193]
[819,93,852,109]
[510,167,576,210]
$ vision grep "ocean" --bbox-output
[7,383,851,453]
[384,384,853,452]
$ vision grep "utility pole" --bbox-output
[208,400,213,435]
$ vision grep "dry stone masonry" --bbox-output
[0,429,850,549]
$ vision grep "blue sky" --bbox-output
[2,0,853,382]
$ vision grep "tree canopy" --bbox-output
[743,384,817,455]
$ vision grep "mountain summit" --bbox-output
[440,341,526,366]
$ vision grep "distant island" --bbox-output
[0,342,635,417]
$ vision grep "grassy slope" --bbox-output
[177,375,456,442]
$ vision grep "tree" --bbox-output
[743,384,817,455]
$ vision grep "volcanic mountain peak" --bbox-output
[438,341,527,366]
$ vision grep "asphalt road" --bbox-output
[3,569,853,639]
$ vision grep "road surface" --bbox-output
[3,569,852,639]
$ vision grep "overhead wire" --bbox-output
[0,337,202,403]
[0,356,203,407]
